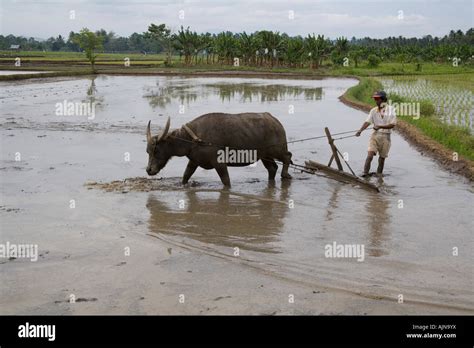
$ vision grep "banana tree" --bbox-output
[256,30,284,67]
[214,31,237,65]
[173,26,196,65]
[305,34,330,69]
[283,36,305,68]
[238,31,258,65]
[331,36,349,65]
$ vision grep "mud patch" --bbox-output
[54,297,98,304]
[85,177,203,192]
[0,205,21,213]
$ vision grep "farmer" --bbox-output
[355,91,397,177]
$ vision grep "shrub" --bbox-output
[367,54,381,68]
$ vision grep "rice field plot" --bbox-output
[378,75,474,130]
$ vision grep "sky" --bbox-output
[1,0,473,40]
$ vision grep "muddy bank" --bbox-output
[0,70,91,81]
[339,91,474,181]
[0,65,340,81]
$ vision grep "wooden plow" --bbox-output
[301,127,380,192]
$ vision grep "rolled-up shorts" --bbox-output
[368,132,391,158]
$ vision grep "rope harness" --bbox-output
[182,123,203,143]
[175,123,373,177]
[176,123,371,151]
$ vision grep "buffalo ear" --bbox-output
[157,117,171,142]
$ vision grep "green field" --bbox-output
[378,74,473,130]
[2,50,473,76]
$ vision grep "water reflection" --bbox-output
[365,178,391,257]
[83,76,105,112]
[143,81,323,109]
[324,184,342,223]
[143,82,199,109]
[206,83,323,103]
[146,181,292,253]
[322,180,391,257]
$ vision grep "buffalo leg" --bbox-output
[214,164,231,187]
[281,151,292,179]
[182,160,198,185]
[262,158,278,180]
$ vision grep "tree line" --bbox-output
[0,30,162,54]
[2,26,473,68]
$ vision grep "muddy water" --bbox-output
[1,75,473,314]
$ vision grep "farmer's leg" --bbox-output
[377,135,391,175]
[364,133,378,176]
[363,151,376,175]
[377,157,385,174]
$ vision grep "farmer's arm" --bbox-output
[374,106,397,130]
[374,123,395,130]
[356,110,373,136]
[355,122,370,136]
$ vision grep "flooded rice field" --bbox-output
[378,75,474,129]
[0,75,473,314]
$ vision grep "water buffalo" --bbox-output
[146,112,293,187]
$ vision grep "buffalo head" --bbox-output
[146,117,171,176]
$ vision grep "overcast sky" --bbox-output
[1,0,473,39]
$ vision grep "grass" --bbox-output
[343,77,383,105]
[398,112,474,160]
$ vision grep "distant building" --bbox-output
[9,44,21,50]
